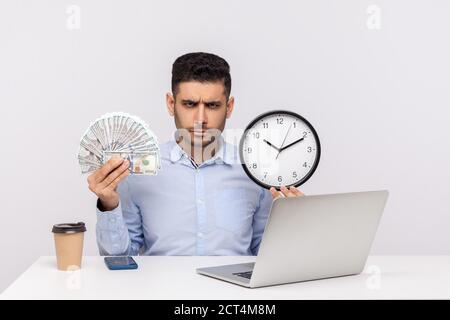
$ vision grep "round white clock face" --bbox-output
[239,110,321,189]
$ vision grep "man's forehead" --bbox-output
[176,81,227,100]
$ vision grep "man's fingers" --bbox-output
[281,186,296,197]
[270,187,288,199]
[96,160,130,190]
[94,156,125,183]
[290,186,304,196]
[270,187,282,200]
[105,168,130,192]
[270,186,305,200]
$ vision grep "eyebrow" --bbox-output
[181,99,198,104]
[181,99,222,105]
[204,100,222,105]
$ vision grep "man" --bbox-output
[87,52,303,256]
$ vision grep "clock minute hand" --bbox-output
[279,137,305,153]
[276,123,293,159]
[263,139,280,152]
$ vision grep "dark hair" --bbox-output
[171,52,231,98]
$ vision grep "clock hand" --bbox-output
[279,137,305,152]
[276,123,293,159]
[263,139,280,152]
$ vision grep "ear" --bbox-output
[166,92,175,117]
[226,96,235,119]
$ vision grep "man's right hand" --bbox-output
[87,156,130,211]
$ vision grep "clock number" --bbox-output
[293,122,296,128]
[263,122,268,129]
[252,132,260,139]
[303,162,308,168]
[307,146,312,153]
[303,131,307,138]
[278,176,282,182]
[247,147,252,153]
[252,163,257,169]
[277,118,284,125]
[292,171,297,179]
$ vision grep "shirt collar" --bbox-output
[169,134,235,166]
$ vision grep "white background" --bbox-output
[0,0,449,292]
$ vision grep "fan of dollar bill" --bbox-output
[78,112,161,175]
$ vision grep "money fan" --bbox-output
[78,112,161,175]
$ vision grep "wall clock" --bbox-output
[239,110,321,190]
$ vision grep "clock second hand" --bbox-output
[276,122,293,160]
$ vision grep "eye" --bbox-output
[207,103,220,109]
[184,102,195,107]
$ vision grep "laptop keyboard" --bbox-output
[233,271,253,279]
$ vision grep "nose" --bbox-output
[194,103,207,127]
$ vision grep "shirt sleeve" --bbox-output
[95,177,144,256]
[250,187,273,255]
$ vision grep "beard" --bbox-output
[174,127,221,148]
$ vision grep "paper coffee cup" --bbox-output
[52,222,86,271]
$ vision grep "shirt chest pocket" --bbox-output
[213,188,255,235]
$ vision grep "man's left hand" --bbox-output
[270,186,304,200]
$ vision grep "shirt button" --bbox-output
[109,217,116,223]
[197,199,204,205]
[197,232,203,238]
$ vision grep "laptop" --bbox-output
[196,190,389,288]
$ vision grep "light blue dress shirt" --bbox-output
[95,136,273,256]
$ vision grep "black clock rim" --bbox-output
[239,109,321,191]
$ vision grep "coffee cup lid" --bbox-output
[52,222,86,234]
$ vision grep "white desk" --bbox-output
[1,256,449,299]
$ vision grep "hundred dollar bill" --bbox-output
[103,151,159,175]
